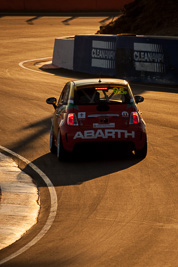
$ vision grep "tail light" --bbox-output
[129,112,139,124]
[67,113,78,126]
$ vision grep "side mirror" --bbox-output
[134,95,144,104]
[46,97,57,109]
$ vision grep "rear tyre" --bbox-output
[57,130,66,160]
[135,138,147,159]
[50,125,56,154]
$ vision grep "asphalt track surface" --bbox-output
[0,15,178,267]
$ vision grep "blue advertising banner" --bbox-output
[116,36,178,84]
[74,35,117,76]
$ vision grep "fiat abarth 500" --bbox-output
[46,78,147,160]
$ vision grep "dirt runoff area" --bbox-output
[98,0,178,36]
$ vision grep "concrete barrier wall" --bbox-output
[116,36,178,84]
[24,0,96,12]
[96,0,133,11]
[73,35,117,76]
[53,35,178,85]
[52,37,74,70]
[0,0,133,12]
[0,0,24,11]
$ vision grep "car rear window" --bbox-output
[74,85,131,105]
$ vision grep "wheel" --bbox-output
[50,125,56,154]
[57,130,66,160]
[135,138,147,159]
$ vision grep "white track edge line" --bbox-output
[19,57,53,75]
[0,145,58,265]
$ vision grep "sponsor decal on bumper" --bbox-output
[73,129,135,140]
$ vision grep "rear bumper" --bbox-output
[61,126,147,153]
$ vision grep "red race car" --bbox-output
[46,78,147,160]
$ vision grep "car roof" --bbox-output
[72,78,128,87]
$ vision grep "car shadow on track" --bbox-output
[22,148,143,187]
[3,114,143,187]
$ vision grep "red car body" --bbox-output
[47,78,147,159]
